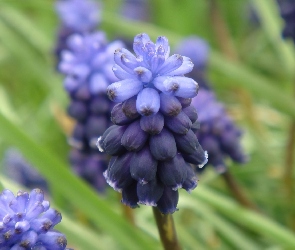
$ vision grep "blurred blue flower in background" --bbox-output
[192,89,247,173]
[278,0,295,43]
[3,149,48,192]
[55,0,101,64]
[56,1,124,193]
[0,189,67,249]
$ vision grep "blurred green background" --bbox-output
[0,0,295,249]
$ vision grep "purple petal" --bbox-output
[113,64,136,80]
[134,67,152,83]
[136,88,160,116]
[107,79,143,102]
[163,76,199,98]
[167,56,194,76]
[156,54,183,75]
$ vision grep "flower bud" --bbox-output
[130,146,157,184]
[164,111,192,135]
[140,112,164,135]
[158,154,187,190]
[159,93,182,116]
[149,128,177,160]
[121,120,149,151]
[137,179,164,206]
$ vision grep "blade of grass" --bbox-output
[192,186,295,248]
[0,112,159,250]
[251,0,295,78]
[180,194,261,250]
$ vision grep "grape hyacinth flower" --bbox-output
[191,89,247,173]
[59,32,123,192]
[120,0,150,22]
[278,0,295,43]
[97,33,208,214]
[0,189,67,249]
[55,0,101,63]
[3,149,48,192]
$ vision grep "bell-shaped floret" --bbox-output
[182,106,198,123]
[137,179,164,206]
[174,130,200,154]
[159,93,182,117]
[121,120,149,152]
[157,188,179,214]
[158,154,187,190]
[122,96,140,119]
[149,128,177,160]
[164,111,192,135]
[130,146,157,184]
[107,79,143,102]
[121,182,139,208]
[97,125,126,155]
[140,112,164,135]
[182,144,208,168]
[136,88,160,116]
[104,153,134,192]
[111,103,137,125]
[182,164,198,193]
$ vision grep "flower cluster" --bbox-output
[278,0,295,43]
[58,31,123,192]
[192,89,247,173]
[97,33,207,214]
[55,0,101,63]
[3,149,48,192]
[0,189,67,249]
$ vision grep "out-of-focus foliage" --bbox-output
[0,0,295,249]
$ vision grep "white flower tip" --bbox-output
[198,151,208,168]
[96,137,104,152]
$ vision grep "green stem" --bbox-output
[152,207,182,250]
[209,0,238,61]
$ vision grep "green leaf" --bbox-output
[180,194,261,250]
[193,186,295,248]
[0,112,159,250]
[251,0,295,78]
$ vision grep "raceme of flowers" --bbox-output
[97,33,208,214]
[192,89,247,173]
[54,0,101,62]
[0,189,67,250]
[58,31,124,192]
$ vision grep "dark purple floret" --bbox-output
[2,149,48,192]
[0,189,67,249]
[192,89,247,173]
[98,33,207,214]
